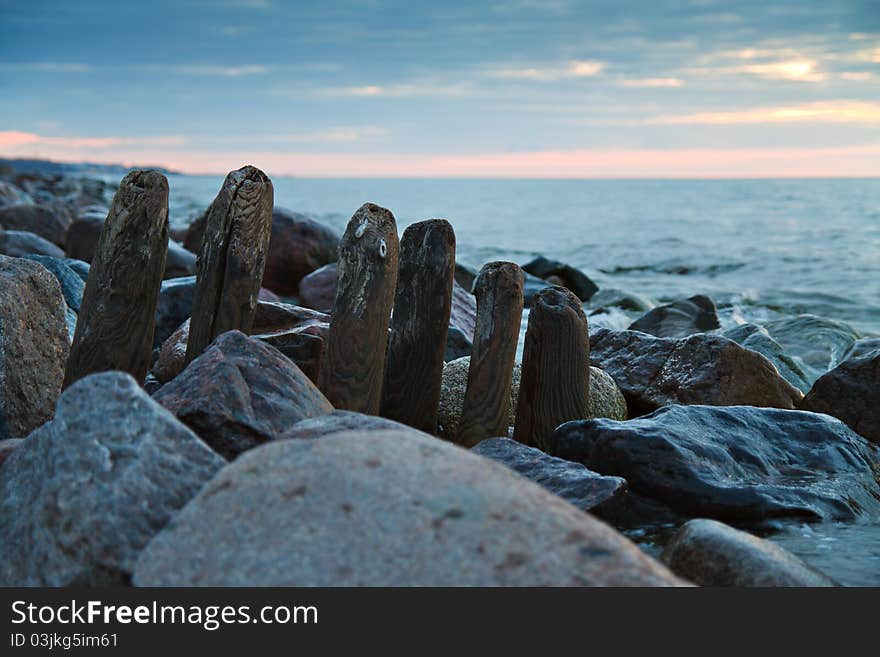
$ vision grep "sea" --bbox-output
[162,174,880,585]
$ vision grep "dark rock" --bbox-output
[0,255,69,439]
[164,241,196,279]
[261,208,340,296]
[154,276,197,349]
[445,326,472,361]
[588,288,655,313]
[842,337,880,361]
[450,280,476,340]
[182,208,208,253]
[723,323,812,393]
[281,409,414,440]
[0,181,32,207]
[0,372,224,586]
[454,262,478,292]
[65,258,90,282]
[628,295,720,338]
[799,351,880,444]
[522,256,598,301]
[472,438,627,513]
[0,439,20,469]
[764,314,860,384]
[662,519,838,587]
[0,228,65,258]
[0,203,72,247]
[551,404,880,523]
[133,428,684,586]
[298,262,337,313]
[64,211,104,262]
[589,328,803,416]
[522,271,553,307]
[22,255,84,312]
[154,331,333,459]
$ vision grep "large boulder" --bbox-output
[522,256,598,302]
[472,438,627,514]
[154,331,332,459]
[628,295,720,338]
[0,203,72,247]
[551,404,880,523]
[438,357,626,437]
[0,372,224,586]
[64,211,104,262]
[589,328,803,416]
[281,410,415,440]
[22,255,84,312]
[164,241,196,279]
[133,429,684,586]
[0,255,69,439]
[799,351,880,444]
[0,228,65,258]
[723,323,812,393]
[764,314,860,384]
[298,262,337,313]
[661,519,837,587]
[261,209,340,296]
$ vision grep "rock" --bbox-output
[589,328,803,416]
[261,208,340,296]
[64,212,104,262]
[22,255,84,312]
[522,271,554,307]
[154,331,332,459]
[298,262,337,313]
[281,410,415,440]
[164,241,196,279]
[133,429,684,586]
[454,262,478,292]
[628,295,720,338]
[154,276,197,349]
[65,258,90,282]
[450,280,476,340]
[445,326,472,362]
[842,337,880,361]
[799,351,880,444]
[0,255,69,439]
[0,181,32,207]
[588,288,655,313]
[0,203,72,247]
[182,208,208,253]
[764,314,860,384]
[0,439,20,469]
[723,323,812,393]
[472,438,627,514]
[662,519,837,587]
[0,372,224,586]
[551,404,880,523]
[0,228,65,258]
[438,358,626,437]
[522,256,598,301]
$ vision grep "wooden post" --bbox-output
[455,261,524,446]
[319,203,399,414]
[513,285,590,452]
[381,219,455,432]
[185,165,274,364]
[63,170,169,388]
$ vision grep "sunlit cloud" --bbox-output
[649,101,880,125]
[487,59,605,81]
[312,83,470,98]
[0,131,186,149]
[840,71,874,81]
[617,77,684,88]
[687,58,825,82]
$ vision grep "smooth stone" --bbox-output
[0,228,65,258]
[522,256,599,302]
[182,208,208,253]
[281,410,415,440]
[298,262,337,313]
[0,372,224,586]
[64,212,104,262]
[22,254,84,312]
[588,288,655,313]
[551,404,880,523]
[472,437,627,513]
[723,323,812,393]
[628,295,720,338]
[0,203,72,247]
[154,276,197,350]
[0,255,69,439]
[154,331,332,459]
[164,240,197,279]
[133,429,685,586]
[589,328,803,416]
[764,314,860,384]
[662,519,837,587]
[261,208,340,296]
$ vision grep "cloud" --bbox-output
[686,58,825,82]
[0,62,93,72]
[271,126,387,143]
[649,101,880,125]
[840,71,874,81]
[311,83,470,98]
[617,77,684,88]
[168,65,269,77]
[0,131,186,149]
[486,59,605,81]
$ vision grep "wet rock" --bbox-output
[723,323,812,393]
[22,255,84,312]
[154,331,332,459]
[472,438,627,513]
[261,208,340,296]
[0,203,72,247]
[0,255,69,439]
[589,328,803,416]
[133,429,684,586]
[551,404,880,523]
[662,519,837,587]
[282,410,415,440]
[522,256,598,302]
[298,262,337,313]
[0,372,224,586]
[64,211,104,262]
[628,295,720,338]
[588,288,655,314]
[799,351,880,444]
[842,337,880,361]
[0,228,65,258]
[438,358,626,437]
[164,241,196,279]
[0,439,20,469]
[764,314,860,384]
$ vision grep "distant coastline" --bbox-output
[0,157,181,178]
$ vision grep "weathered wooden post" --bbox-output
[63,170,169,389]
[185,165,274,364]
[381,219,455,432]
[455,261,524,446]
[513,285,590,451]
[319,203,399,414]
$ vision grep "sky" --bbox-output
[1,0,879,177]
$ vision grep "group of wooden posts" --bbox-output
[62,165,591,451]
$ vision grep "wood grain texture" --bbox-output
[319,203,399,414]
[185,165,273,364]
[381,219,455,432]
[63,170,169,389]
[513,285,590,452]
[455,261,524,447]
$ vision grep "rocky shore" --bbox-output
[0,164,878,587]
